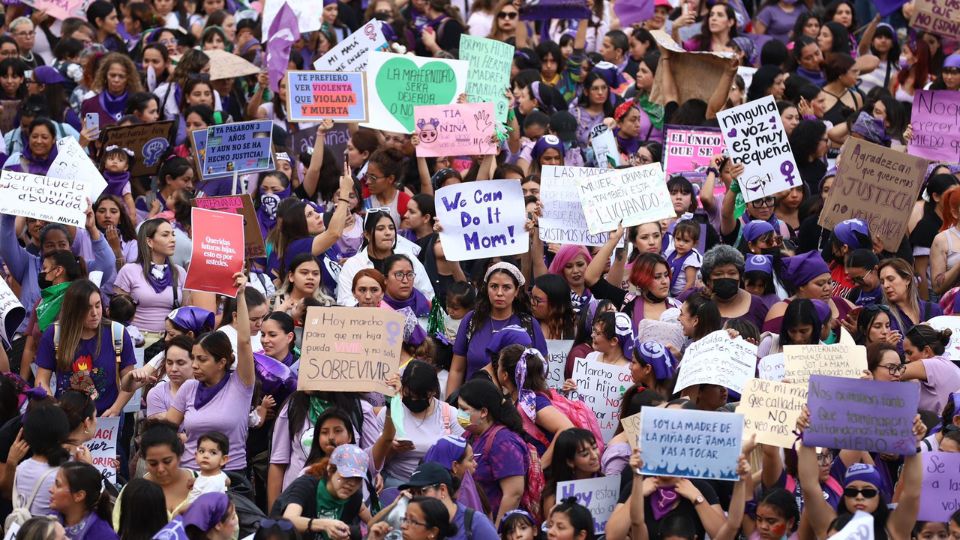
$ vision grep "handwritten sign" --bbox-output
[782,344,867,385]
[576,164,674,235]
[621,411,642,450]
[805,375,919,455]
[919,452,960,521]
[716,96,799,202]
[819,139,929,249]
[49,137,107,201]
[365,52,468,134]
[435,180,527,261]
[556,477,620,534]
[0,279,24,346]
[640,407,743,480]
[98,121,175,177]
[570,358,633,441]
[195,195,266,259]
[831,512,875,540]
[202,120,274,177]
[299,307,406,395]
[20,0,84,20]
[545,339,573,391]
[649,30,734,106]
[674,330,757,393]
[539,166,610,246]
[459,35,513,123]
[89,416,120,484]
[736,378,807,448]
[313,20,389,72]
[184,208,245,297]
[590,124,621,169]
[910,0,960,41]
[664,126,725,187]
[757,353,785,381]
[925,316,960,361]
[0,170,86,226]
[909,91,960,164]
[287,71,368,123]
[413,103,497,157]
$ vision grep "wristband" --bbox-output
[338,198,350,203]
[308,519,314,532]
[706,166,719,177]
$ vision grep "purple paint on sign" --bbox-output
[804,375,919,456]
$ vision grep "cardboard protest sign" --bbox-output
[831,512,874,540]
[819,139,929,249]
[576,164,675,234]
[88,417,120,484]
[299,307,406,395]
[539,165,610,246]
[556,477,621,534]
[98,121,176,177]
[365,52,468,134]
[287,71,368,123]
[925,316,960,361]
[664,126,725,188]
[413,103,498,157]
[0,171,87,226]
[435,180,527,261]
[910,0,960,40]
[184,208,245,296]
[757,353,785,381]
[202,120,274,177]
[313,20,389,72]
[545,339,573,391]
[909,91,960,163]
[0,280,24,346]
[783,344,867,385]
[206,49,261,81]
[649,30,734,106]
[262,0,322,36]
[673,330,757,393]
[590,124,621,169]
[570,358,633,441]
[736,378,807,448]
[621,412,642,450]
[640,407,744,480]
[195,195,266,259]
[805,375,919,455]
[291,125,349,171]
[716,96,799,202]
[918,452,960,521]
[459,35,514,123]
[48,137,107,201]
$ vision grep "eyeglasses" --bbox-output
[531,296,545,306]
[15,30,36,37]
[815,452,833,464]
[843,487,879,499]
[850,268,874,286]
[878,363,906,376]
[409,484,440,497]
[392,271,416,282]
[402,517,429,528]
[750,196,776,208]
[259,519,295,531]
[498,11,518,19]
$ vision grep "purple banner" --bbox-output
[918,452,960,521]
[874,0,908,15]
[520,0,591,21]
[612,0,653,26]
[805,375,919,455]
[909,90,960,164]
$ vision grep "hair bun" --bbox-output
[940,328,953,343]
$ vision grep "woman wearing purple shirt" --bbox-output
[166,272,255,472]
[80,53,142,130]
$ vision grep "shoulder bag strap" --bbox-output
[24,467,58,512]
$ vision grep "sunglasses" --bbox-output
[363,207,392,227]
[843,487,879,499]
[498,10,518,19]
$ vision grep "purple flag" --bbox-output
[613,0,653,26]
[874,0,907,16]
[266,2,299,93]
[520,0,590,21]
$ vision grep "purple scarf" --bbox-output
[61,512,98,540]
[613,127,641,156]
[194,371,232,409]
[649,487,678,520]
[18,142,58,176]
[103,170,131,198]
[147,262,173,294]
[99,90,128,121]
[384,288,431,317]
[256,186,291,239]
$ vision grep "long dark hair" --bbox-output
[497,344,549,394]
[780,299,822,346]
[693,3,737,52]
[59,461,114,521]
[117,478,168,540]
[409,497,458,540]
[136,218,179,286]
[458,378,524,435]
[468,267,533,338]
[285,391,366,442]
[94,194,137,242]
[533,274,575,339]
[546,428,598,486]
[305,407,357,465]
[550,498,596,540]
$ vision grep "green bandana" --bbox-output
[637,93,664,131]
[315,479,349,540]
[307,395,332,425]
[36,282,71,333]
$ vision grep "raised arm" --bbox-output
[796,407,836,540]
[584,224,624,287]
[311,172,355,256]
[233,272,255,387]
[301,119,334,199]
[658,50,679,105]
[707,57,739,120]
[629,450,649,540]
[887,416,927,540]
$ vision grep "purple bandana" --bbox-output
[515,348,544,421]
[194,370,232,410]
[147,262,172,294]
[649,487,678,520]
[614,127,641,156]
[103,170,131,198]
[384,288,431,317]
[99,90,128,121]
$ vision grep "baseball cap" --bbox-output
[330,444,369,478]
[399,462,454,491]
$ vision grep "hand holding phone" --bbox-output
[85,113,100,135]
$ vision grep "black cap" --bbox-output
[399,462,454,491]
[549,110,577,143]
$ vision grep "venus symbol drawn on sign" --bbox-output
[780,161,796,185]
[385,321,402,345]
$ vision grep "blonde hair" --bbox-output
[92,53,144,94]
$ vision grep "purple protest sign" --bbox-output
[909,90,960,164]
[805,375,919,455]
[613,0,653,26]
[918,452,960,521]
[873,0,908,15]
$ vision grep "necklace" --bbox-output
[490,316,511,333]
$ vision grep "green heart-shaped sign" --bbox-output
[375,57,458,132]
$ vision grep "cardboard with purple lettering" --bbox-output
[435,180,527,261]
[818,138,929,249]
[805,375,919,455]
[89,417,121,484]
[640,407,744,481]
[910,0,960,41]
[576,164,675,235]
[313,20,389,72]
[413,103,498,158]
[918,452,960,521]
[716,96,799,202]
[287,71,368,123]
[909,90,960,164]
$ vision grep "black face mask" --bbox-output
[37,271,53,290]
[711,278,740,300]
[760,247,780,258]
[403,397,430,413]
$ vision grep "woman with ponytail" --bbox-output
[901,325,960,412]
[14,403,71,517]
[418,0,465,57]
[48,462,118,539]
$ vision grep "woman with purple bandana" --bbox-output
[3,118,58,175]
[253,170,293,241]
[828,218,871,298]
[423,435,484,514]
[628,340,676,400]
[548,245,593,314]
[151,491,238,539]
[764,250,854,337]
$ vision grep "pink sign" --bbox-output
[24,0,85,20]
[184,208,245,297]
[664,126,726,197]
[413,102,498,158]
[910,90,960,164]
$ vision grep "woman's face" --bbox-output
[591,323,615,353]
[29,125,54,158]
[872,100,889,127]
[401,200,429,231]
[191,344,227,384]
[754,503,793,540]
[323,3,338,23]
[563,255,587,288]
[48,471,77,513]
[633,223,662,254]
[915,522,950,540]
[136,97,161,123]
[487,272,518,312]
[649,263,671,299]
[305,204,324,235]
[202,0,224,13]
[0,67,23,96]
[843,480,879,514]
[942,67,960,91]
[99,9,120,33]
[797,272,832,301]
[274,159,294,181]
[496,4,518,33]
[530,286,549,321]
[707,5,733,35]
[147,222,177,257]
[106,61,128,94]
[770,73,786,100]
[787,323,814,345]
[839,65,860,88]
[678,302,699,337]
[365,163,394,196]
[817,25,833,53]
[317,418,351,457]
[569,441,601,475]
[902,337,929,364]
[353,276,384,307]
[618,107,642,138]
[289,260,321,297]
[636,61,654,92]
[187,83,214,107]
[84,292,103,330]
[221,15,236,41]
[540,148,563,167]
[95,199,123,230]
[867,312,892,346]
[164,345,193,385]
[799,42,824,71]
[185,112,208,134]
[401,502,436,540]
[778,186,804,210]
[585,77,609,107]
[546,511,581,540]
[261,319,293,360]
[879,266,910,304]
[202,33,225,50]
[541,52,558,79]
[832,3,853,27]
[370,215,396,253]
[873,348,902,382]
[144,444,181,485]
[516,86,537,115]
[385,258,415,300]
[670,187,693,214]
[260,175,286,195]
[346,140,367,169]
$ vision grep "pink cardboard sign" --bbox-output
[413,102,498,158]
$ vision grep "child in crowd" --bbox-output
[443,282,476,343]
[109,293,144,347]
[100,145,138,221]
[188,431,231,502]
[666,219,702,296]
